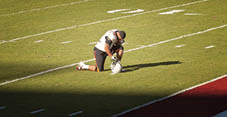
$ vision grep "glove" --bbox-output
[111,56,119,62]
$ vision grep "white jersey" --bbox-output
[95,29,119,52]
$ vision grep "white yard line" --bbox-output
[0,0,208,45]
[0,24,226,86]
[112,74,227,117]
[0,0,88,17]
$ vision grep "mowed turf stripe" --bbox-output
[0,24,226,86]
[0,0,208,44]
[114,74,227,117]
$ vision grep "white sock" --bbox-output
[82,64,89,69]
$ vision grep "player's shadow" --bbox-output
[122,61,182,72]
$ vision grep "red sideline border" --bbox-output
[113,74,227,117]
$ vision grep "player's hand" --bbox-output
[111,56,118,62]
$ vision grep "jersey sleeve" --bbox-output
[105,31,117,45]
[105,36,112,45]
[95,29,119,52]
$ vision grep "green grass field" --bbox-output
[0,0,227,116]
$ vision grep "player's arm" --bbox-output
[104,43,113,57]
[104,36,115,57]
[104,36,118,61]
[104,43,118,61]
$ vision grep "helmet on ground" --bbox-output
[110,62,122,74]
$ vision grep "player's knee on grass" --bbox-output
[96,66,104,72]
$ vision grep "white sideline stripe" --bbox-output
[0,0,208,45]
[68,111,83,116]
[0,24,226,86]
[0,0,88,17]
[30,109,45,114]
[112,74,227,117]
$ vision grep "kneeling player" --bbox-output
[76,29,126,72]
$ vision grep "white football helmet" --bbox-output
[110,61,122,74]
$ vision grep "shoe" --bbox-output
[76,66,83,70]
[79,62,85,68]
[76,62,86,70]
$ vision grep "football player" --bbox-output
[76,29,126,72]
